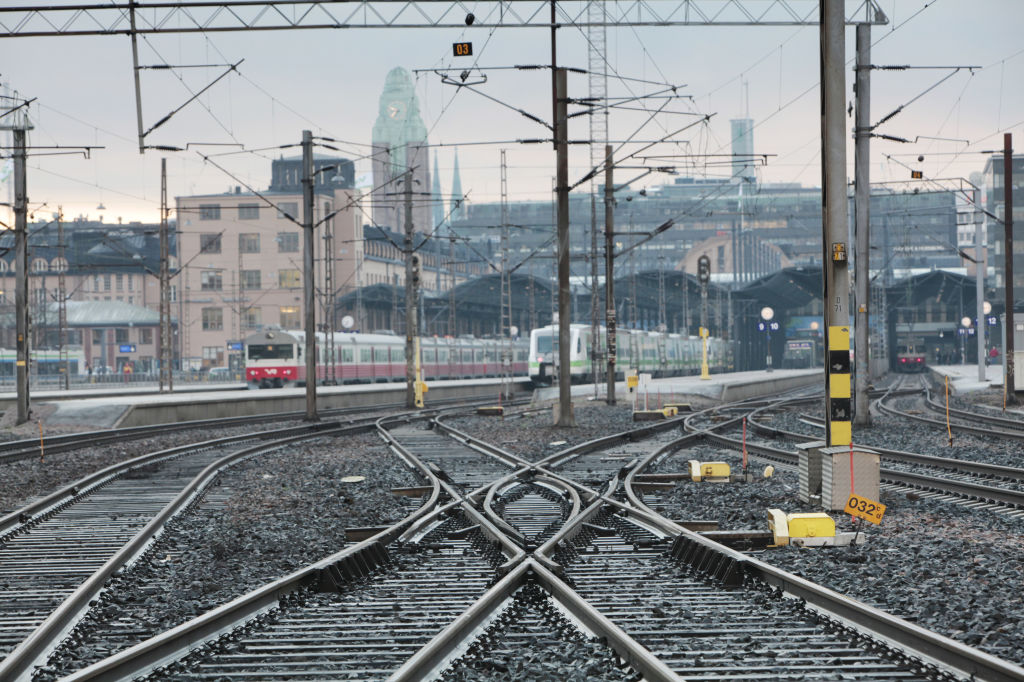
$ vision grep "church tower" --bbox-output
[449,148,464,223]
[371,67,431,233]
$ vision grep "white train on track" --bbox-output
[528,324,735,385]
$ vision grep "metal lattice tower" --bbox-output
[587,0,608,393]
[448,234,456,335]
[499,150,513,400]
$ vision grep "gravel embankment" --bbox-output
[0,419,328,515]
[440,584,637,682]
[38,432,422,679]
[646,447,1024,665]
[446,403,639,461]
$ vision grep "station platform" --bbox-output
[10,377,531,432]
[928,364,1004,393]
[532,368,822,408]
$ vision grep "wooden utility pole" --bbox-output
[1004,133,1016,402]
[13,126,30,424]
[57,209,69,391]
[159,158,173,392]
[404,168,418,408]
[554,67,574,426]
[821,0,852,446]
[853,20,871,425]
[301,129,318,420]
[604,144,617,404]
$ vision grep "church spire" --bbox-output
[432,153,444,234]
[450,149,463,223]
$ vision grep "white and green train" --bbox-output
[528,324,735,385]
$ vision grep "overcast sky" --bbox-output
[2,0,1023,225]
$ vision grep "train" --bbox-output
[0,347,86,378]
[895,345,928,373]
[244,329,529,388]
[528,324,735,385]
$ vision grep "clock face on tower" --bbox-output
[386,100,406,120]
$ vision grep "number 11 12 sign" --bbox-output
[844,494,886,524]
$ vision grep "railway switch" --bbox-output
[767,509,867,548]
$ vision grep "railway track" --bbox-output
[6,399,1023,681]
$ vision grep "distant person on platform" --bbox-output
[988,346,999,365]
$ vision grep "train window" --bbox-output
[374,349,388,362]
[247,344,294,360]
[393,348,405,362]
[439,350,448,362]
[535,334,554,353]
[360,349,371,362]
[342,349,353,362]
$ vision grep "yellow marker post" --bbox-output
[699,326,710,380]
[413,337,425,408]
[827,325,851,446]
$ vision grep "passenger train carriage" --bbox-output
[529,324,735,385]
[244,330,528,389]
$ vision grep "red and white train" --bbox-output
[244,329,529,388]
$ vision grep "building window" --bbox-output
[141,328,153,345]
[279,306,300,328]
[127,274,134,291]
[32,258,48,273]
[279,269,301,288]
[116,273,124,291]
[241,269,261,290]
[199,204,221,220]
[239,233,260,254]
[104,274,111,291]
[202,307,224,331]
[93,274,100,291]
[115,328,129,344]
[92,329,104,345]
[200,233,222,254]
[238,203,260,220]
[277,201,299,221]
[277,232,299,253]
[242,307,262,329]
[200,270,223,291]
[51,257,68,272]
[169,285,178,302]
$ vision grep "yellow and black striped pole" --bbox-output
[821,1,852,448]
[827,325,851,445]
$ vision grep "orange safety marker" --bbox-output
[945,375,953,447]
[742,417,748,472]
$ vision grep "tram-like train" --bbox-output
[895,345,928,373]
[528,324,735,385]
[244,330,528,388]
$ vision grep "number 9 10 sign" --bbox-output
[844,494,886,524]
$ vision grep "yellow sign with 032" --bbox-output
[844,494,886,524]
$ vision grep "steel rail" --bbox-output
[777,411,1024,482]
[586,450,1024,682]
[0,393,512,465]
[875,389,1024,441]
[924,388,1024,432]
[52,413,447,682]
[0,418,345,538]
[0,418,387,682]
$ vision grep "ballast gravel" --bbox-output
[446,403,638,461]
[0,419,305,515]
[646,447,1024,666]
[37,432,422,680]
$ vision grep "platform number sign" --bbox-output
[697,255,711,285]
[844,494,886,525]
[453,42,473,57]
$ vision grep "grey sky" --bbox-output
[2,0,1023,225]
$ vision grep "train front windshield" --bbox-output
[534,333,555,353]
[247,344,294,361]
